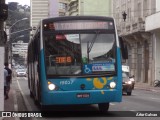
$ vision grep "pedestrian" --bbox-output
[4,68,9,100]
[4,62,12,99]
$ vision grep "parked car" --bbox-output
[16,69,27,77]
[129,75,135,89]
[122,72,133,96]
[122,65,135,89]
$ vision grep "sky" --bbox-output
[6,0,30,6]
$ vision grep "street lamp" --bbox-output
[7,18,28,67]
[8,18,28,31]
[11,35,24,43]
[8,18,28,40]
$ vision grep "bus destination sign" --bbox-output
[44,20,114,30]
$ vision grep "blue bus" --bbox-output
[27,16,126,112]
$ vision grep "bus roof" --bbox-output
[42,16,114,22]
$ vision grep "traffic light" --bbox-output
[0,4,8,21]
[122,11,127,22]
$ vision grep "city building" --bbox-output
[31,0,112,28]
[145,0,160,83]
[30,0,49,29]
[12,42,28,58]
[49,0,69,17]
[31,0,69,29]
[113,0,156,85]
[67,0,112,16]
[12,41,28,65]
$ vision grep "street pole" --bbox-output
[7,18,28,68]
[0,0,5,117]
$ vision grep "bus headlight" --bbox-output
[110,82,116,89]
[48,84,56,90]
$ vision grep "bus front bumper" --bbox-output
[41,89,121,105]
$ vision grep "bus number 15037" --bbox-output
[60,80,74,85]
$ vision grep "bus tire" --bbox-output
[40,105,49,117]
[34,85,39,106]
[98,103,109,113]
[127,91,132,96]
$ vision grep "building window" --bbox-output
[127,8,131,22]
[143,0,149,17]
[151,0,156,14]
[59,2,67,10]
[59,12,65,16]
[137,2,142,18]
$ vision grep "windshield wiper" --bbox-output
[87,32,99,63]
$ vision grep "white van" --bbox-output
[122,65,130,73]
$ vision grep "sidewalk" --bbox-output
[3,85,19,120]
[134,82,160,93]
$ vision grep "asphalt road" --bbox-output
[13,77,160,120]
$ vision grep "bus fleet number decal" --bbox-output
[60,80,74,85]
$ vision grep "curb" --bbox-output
[16,80,38,120]
[134,87,160,93]
[13,90,20,120]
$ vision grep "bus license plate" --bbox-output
[77,93,90,98]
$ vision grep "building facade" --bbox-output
[67,0,112,16]
[31,0,69,28]
[146,0,160,83]
[113,0,156,85]
[12,41,28,65]
[31,0,49,28]
[12,42,28,58]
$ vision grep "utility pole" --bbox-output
[7,18,28,67]
[0,0,8,116]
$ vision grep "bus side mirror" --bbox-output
[119,37,128,60]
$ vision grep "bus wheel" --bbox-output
[98,103,109,113]
[34,85,40,106]
[127,91,132,96]
[40,105,48,117]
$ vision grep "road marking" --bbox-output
[130,110,136,111]
[16,80,38,120]
[13,90,21,120]
[129,110,138,114]
[151,97,160,100]
[110,103,115,105]
[151,89,159,92]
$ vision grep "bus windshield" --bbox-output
[43,19,116,76]
[44,32,116,76]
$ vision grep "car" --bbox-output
[16,69,27,77]
[129,75,135,89]
[122,65,135,89]
[122,72,133,96]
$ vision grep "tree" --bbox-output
[8,2,18,11]
[6,2,30,43]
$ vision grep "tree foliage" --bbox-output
[6,2,30,43]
